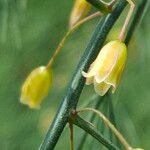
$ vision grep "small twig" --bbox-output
[77,108,132,150]
[69,123,74,150]
[108,95,121,148]
[77,96,104,150]
[73,115,120,150]
[46,11,102,69]
[125,0,148,44]
[119,0,135,41]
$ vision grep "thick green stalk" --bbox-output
[39,1,127,149]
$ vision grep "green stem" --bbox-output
[39,1,127,149]
[125,0,149,44]
[77,96,104,150]
[77,108,132,150]
[69,123,74,150]
[86,0,116,13]
[108,95,121,148]
[73,115,120,150]
[46,12,102,69]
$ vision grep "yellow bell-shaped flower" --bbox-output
[69,0,91,28]
[82,40,127,96]
[20,66,52,109]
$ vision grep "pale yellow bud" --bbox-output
[69,0,91,28]
[20,66,52,109]
[82,40,127,96]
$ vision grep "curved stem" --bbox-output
[108,95,121,148]
[73,114,120,150]
[77,108,132,150]
[125,0,148,45]
[46,12,102,69]
[119,0,135,41]
[77,95,105,150]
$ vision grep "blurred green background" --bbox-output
[0,0,149,149]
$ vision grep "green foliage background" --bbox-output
[0,0,149,149]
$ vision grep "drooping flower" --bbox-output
[82,40,127,96]
[20,66,52,109]
[69,0,91,28]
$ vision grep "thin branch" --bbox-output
[108,95,121,148]
[77,108,132,150]
[73,115,120,150]
[125,0,149,44]
[69,123,74,150]
[77,96,104,150]
[47,12,102,68]
[118,0,135,41]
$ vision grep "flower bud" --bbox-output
[20,66,52,109]
[82,40,127,96]
[69,0,91,28]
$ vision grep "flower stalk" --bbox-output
[72,114,120,150]
[77,108,132,150]
[69,123,74,150]
[119,0,135,41]
[46,11,102,69]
